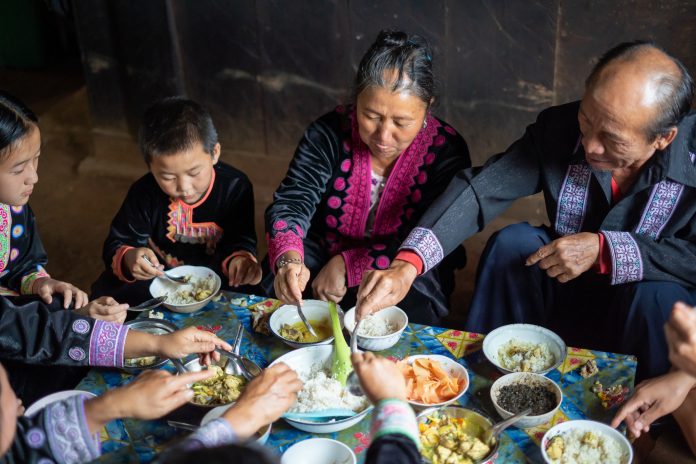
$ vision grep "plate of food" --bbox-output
[397,354,469,409]
[541,420,632,464]
[149,265,221,313]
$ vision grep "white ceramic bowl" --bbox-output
[541,420,633,464]
[269,345,373,433]
[482,323,566,375]
[269,300,344,349]
[201,405,271,444]
[149,265,221,313]
[490,372,562,428]
[402,354,469,410]
[25,390,97,417]
[281,438,356,464]
[343,306,408,351]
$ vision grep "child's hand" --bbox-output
[33,277,89,309]
[222,363,303,438]
[75,296,129,323]
[228,255,262,287]
[124,247,164,280]
[351,352,407,404]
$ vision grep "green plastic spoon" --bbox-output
[329,301,351,386]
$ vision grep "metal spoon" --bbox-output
[128,295,167,312]
[296,301,318,337]
[215,347,256,381]
[483,407,533,445]
[142,255,188,284]
[346,318,364,397]
[171,358,188,374]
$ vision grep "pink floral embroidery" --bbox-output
[444,125,456,135]
[375,255,390,269]
[340,159,351,172]
[0,204,9,273]
[326,215,338,228]
[334,177,346,191]
[434,135,446,146]
[411,189,422,203]
[267,226,305,270]
[342,248,374,287]
[417,171,428,185]
[372,243,386,251]
[425,152,436,165]
[9,248,18,261]
[342,140,351,154]
[327,196,341,209]
[273,220,287,230]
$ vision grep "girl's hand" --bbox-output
[124,247,164,280]
[273,251,310,305]
[351,352,407,404]
[33,277,89,309]
[228,255,262,287]
[222,363,303,438]
[312,254,347,303]
[75,296,129,323]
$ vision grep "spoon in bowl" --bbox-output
[345,318,364,397]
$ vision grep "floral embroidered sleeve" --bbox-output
[265,117,343,270]
[7,395,101,464]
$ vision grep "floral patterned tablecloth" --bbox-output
[78,292,636,463]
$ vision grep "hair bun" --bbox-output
[375,29,408,48]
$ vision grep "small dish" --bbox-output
[343,306,408,351]
[269,300,343,349]
[490,372,562,428]
[281,438,357,464]
[482,323,566,375]
[402,354,469,410]
[149,265,221,313]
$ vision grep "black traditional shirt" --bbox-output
[265,106,471,287]
[401,102,696,288]
[102,162,257,281]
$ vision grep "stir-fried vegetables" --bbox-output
[191,365,247,406]
[420,413,492,464]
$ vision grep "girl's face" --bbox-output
[149,142,220,205]
[0,126,40,207]
[0,364,18,455]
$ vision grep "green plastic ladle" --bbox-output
[329,301,351,386]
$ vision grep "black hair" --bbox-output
[0,91,38,162]
[585,40,695,141]
[139,97,218,164]
[158,443,278,464]
[354,29,436,106]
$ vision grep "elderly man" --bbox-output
[356,41,696,380]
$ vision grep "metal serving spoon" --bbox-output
[346,318,364,397]
[142,255,188,284]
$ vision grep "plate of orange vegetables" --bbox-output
[397,354,469,409]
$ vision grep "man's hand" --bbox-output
[32,277,89,309]
[228,256,262,287]
[222,363,303,438]
[355,260,417,320]
[84,369,214,433]
[351,352,407,404]
[74,296,129,323]
[526,232,599,283]
[123,247,164,280]
[666,302,696,376]
[611,370,696,438]
[312,254,348,303]
[273,251,310,305]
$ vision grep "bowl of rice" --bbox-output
[482,324,566,375]
[269,300,343,349]
[269,345,373,433]
[343,306,408,351]
[490,372,562,428]
[149,265,221,313]
[541,420,632,464]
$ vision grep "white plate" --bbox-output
[281,438,356,464]
[149,265,221,313]
[25,390,97,418]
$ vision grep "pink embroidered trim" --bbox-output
[338,113,373,239]
[20,267,50,295]
[267,226,305,272]
[111,245,135,283]
[341,248,374,288]
[0,204,10,273]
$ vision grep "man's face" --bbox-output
[578,91,658,172]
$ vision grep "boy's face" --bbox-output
[0,126,40,207]
[0,364,18,455]
[150,142,220,204]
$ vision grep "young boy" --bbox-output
[91,97,261,304]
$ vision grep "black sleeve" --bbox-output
[365,434,421,464]
[216,172,258,263]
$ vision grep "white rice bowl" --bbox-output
[482,324,566,375]
[541,420,632,464]
[149,265,221,313]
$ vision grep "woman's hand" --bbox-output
[228,255,262,287]
[33,277,89,309]
[312,254,347,303]
[351,352,407,404]
[123,247,164,280]
[611,370,696,438]
[158,326,232,364]
[84,369,214,433]
[273,251,310,305]
[222,363,303,438]
[665,302,696,376]
[356,260,418,320]
[74,296,129,323]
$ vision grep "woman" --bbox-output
[263,30,471,324]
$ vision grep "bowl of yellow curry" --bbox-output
[269,300,343,349]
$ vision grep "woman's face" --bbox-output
[0,364,18,455]
[356,84,428,164]
[0,126,40,207]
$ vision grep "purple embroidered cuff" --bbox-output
[341,248,374,287]
[88,321,129,367]
[554,163,591,236]
[602,231,644,285]
[20,266,50,295]
[45,394,101,464]
[400,227,444,273]
[267,225,305,273]
[370,399,420,448]
[179,418,237,451]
